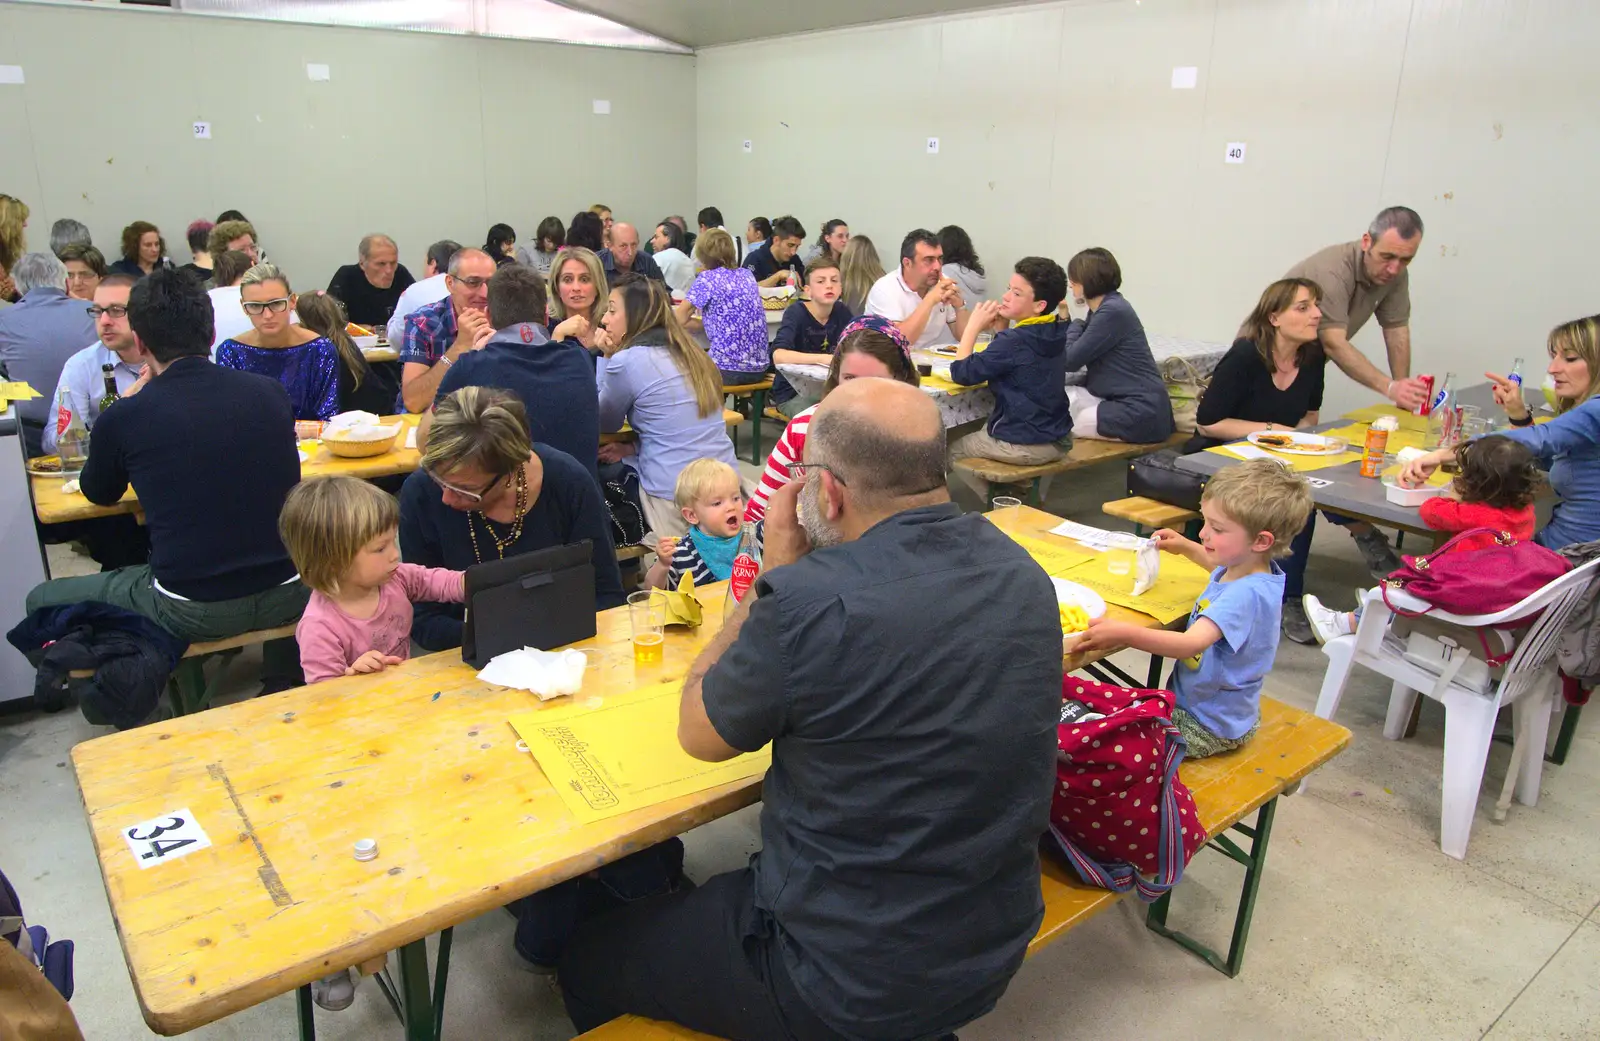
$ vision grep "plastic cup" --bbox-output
[991,496,1023,511]
[1105,533,1139,576]
[628,590,665,663]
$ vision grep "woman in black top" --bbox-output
[1187,277,1325,451]
[1192,277,1399,642]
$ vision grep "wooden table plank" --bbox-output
[32,414,423,524]
[70,506,1176,1036]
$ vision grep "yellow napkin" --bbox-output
[662,572,703,627]
[921,371,983,395]
[1055,552,1213,626]
[1205,442,1361,473]
[0,381,40,403]
[998,530,1098,576]
[1321,423,1429,454]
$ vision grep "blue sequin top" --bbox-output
[215,336,342,421]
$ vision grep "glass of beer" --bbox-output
[628,590,665,664]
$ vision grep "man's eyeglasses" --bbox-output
[421,464,503,505]
[86,305,128,319]
[785,462,844,484]
[450,276,490,290]
[241,297,292,316]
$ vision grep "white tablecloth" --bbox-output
[777,333,1230,429]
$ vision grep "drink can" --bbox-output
[1360,425,1389,478]
[1413,374,1436,416]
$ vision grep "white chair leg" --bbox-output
[1513,691,1554,807]
[1384,679,1419,740]
[1493,702,1527,823]
[1439,690,1499,859]
[1315,637,1357,720]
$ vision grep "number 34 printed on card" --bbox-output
[122,808,211,869]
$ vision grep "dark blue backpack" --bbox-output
[1,866,74,1000]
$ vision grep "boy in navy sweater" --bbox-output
[946,257,1073,500]
[769,257,853,418]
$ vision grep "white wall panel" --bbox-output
[0,2,695,287]
[697,0,1600,416]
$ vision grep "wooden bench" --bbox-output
[955,433,1188,508]
[723,378,774,465]
[70,624,299,718]
[574,697,1350,1041]
[1102,496,1203,538]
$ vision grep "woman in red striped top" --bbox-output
[745,317,922,522]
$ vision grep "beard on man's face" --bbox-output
[798,476,843,550]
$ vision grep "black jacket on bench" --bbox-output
[80,355,301,602]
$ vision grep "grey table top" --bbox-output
[1175,382,1507,534]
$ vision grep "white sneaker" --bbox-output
[1302,595,1355,646]
[311,968,357,1011]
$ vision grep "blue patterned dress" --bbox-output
[215,336,342,421]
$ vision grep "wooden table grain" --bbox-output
[32,414,423,524]
[70,507,1175,1036]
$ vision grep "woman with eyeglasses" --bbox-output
[398,386,625,652]
[215,263,340,421]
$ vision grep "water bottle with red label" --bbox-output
[724,523,763,619]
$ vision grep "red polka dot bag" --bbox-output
[1046,677,1206,901]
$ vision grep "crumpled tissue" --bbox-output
[324,410,399,440]
[477,647,588,700]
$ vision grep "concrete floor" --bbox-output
[3,453,1598,1040]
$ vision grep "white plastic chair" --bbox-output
[1314,558,1599,859]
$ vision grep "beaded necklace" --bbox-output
[466,465,529,563]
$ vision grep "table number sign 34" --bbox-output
[122,808,212,869]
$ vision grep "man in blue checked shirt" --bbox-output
[397,248,496,413]
[44,274,148,455]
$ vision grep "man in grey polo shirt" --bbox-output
[559,378,1063,1041]
[0,252,97,456]
[1278,206,1429,411]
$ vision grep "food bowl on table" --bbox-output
[1052,577,1107,652]
[1383,477,1442,507]
[353,334,380,349]
[322,426,401,458]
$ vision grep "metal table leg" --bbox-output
[1548,703,1581,765]
[296,985,317,1041]
[1146,797,1278,978]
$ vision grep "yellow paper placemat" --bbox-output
[509,683,771,825]
[921,372,983,395]
[1342,404,1429,433]
[1205,443,1361,473]
[998,530,1098,576]
[1055,552,1213,625]
[0,381,40,404]
[1321,423,1429,454]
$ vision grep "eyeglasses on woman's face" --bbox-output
[422,464,504,505]
[241,297,292,316]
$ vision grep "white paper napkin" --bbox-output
[477,647,588,700]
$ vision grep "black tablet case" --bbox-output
[461,541,597,668]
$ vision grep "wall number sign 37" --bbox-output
[122,808,212,869]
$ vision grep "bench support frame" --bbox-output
[1145,797,1277,978]
[297,928,452,1041]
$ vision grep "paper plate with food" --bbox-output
[25,454,80,479]
[1246,431,1348,456]
[1052,577,1106,651]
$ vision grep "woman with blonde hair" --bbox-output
[547,246,608,349]
[398,386,625,651]
[1404,314,1600,549]
[598,274,738,537]
[215,263,340,420]
[294,289,399,415]
[590,203,614,248]
[0,194,30,302]
[110,220,171,279]
[839,234,886,316]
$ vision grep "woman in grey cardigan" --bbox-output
[1060,247,1174,442]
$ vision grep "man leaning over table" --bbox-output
[25,268,310,693]
[397,247,496,413]
[1269,206,1429,411]
[559,378,1062,1041]
[865,228,974,352]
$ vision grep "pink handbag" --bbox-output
[1381,526,1569,618]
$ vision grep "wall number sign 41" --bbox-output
[123,808,211,868]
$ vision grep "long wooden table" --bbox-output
[32,414,423,524]
[71,507,1174,1038]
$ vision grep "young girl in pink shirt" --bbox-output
[279,476,465,686]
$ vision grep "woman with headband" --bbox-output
[745,315,921,522]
